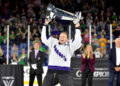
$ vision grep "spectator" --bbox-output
[32,29,39,40]
[35,37,40,42]
[79,44,85,55]
[92,34,99,51]
[112,12,117,21]
[12,5,19,16]
[18,48,27,65]
[27,6,35,18]
[81,21,87,32]
[19,34,27,52]
[11,43,19,57]
[80,44,96,86]
[83,29,89,46]
[53,24,58,32]
[39,42,47,53]
[98,34,107,57]
[94,48,103,58]
[17,20,22,27]
[29,46,33,53]
[0,46,5,64]
[92,29,97,36]
[117,15,120,26]
[3,32,7,44]
[11,53,18,65]
[96,21,105,34]
[58,23,64,32]
[22,24,27,33]
[0,32,4,45]
[37,25,42,36]
[16,27,23,44]
[0,18,6,30]
[39,9,45,19]
[86,12,93,27]
[100,29,106,36]
[113,26,120,38]
[112,20,118,30]
[9,31,16,45]
[20,9,27,24]
[30,32,34,46]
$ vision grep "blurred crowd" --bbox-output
[0,0,120,65]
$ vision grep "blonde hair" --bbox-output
[0,47,3,56]
[84,44,94,59]
[115,38,120,42]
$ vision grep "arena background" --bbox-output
[0,0,120,86]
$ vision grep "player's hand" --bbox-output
[75,23,80,28]
[45,19,51,25]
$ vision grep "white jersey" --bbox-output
[41,25,82,71]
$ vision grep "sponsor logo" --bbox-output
[74,68,109,78]
[2,76,15,86]
[76,70,81,77]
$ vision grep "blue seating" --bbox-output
[106,35,110,39]
[97,35,101,39]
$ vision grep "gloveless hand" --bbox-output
[82,54,86,59]
[75,23,80,28]
[45,19,51,25]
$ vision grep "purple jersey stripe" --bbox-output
[48,65,70,71]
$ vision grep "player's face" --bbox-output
[59,33,68,44]
[34,43,40,50]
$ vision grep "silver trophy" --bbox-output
[46,3,83,24]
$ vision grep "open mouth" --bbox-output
[60,40,64,42]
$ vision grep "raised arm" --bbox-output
[70,23,82,52]
[41,25,50,46]
[41,19,57,47]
